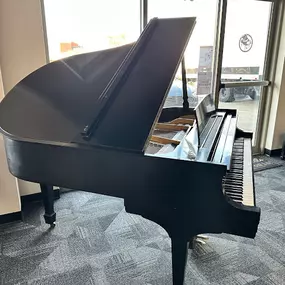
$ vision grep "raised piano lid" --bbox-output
[0,17,196,153]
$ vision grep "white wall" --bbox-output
[0,67,4,100]
[271,58,285,149]
[0,135,21,215]
[0,0,48,93]
[0,66,21,215]
[265,3,285,151]
[0,0,48,200]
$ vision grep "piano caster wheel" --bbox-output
[50,222,56,228]
[189,235,209,249]
[44,213,56,226]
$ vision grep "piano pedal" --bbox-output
[196,234,209,240]
[189,235,209,249]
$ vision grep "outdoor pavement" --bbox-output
[219,97,259,133]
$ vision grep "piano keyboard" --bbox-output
[223,137,255,207]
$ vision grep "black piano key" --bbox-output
[225,177,243,182]
[225,192,243,197]
[222,137,247,205]
[231,165,242,168]
[226,174,243,178]
[225,183,243,188]
[225,189,243,195]
[227,174,243,179]
[224,187,243,194]
[225,190,243,197]
[224,180,243,185]
[224,186,243,193]
[224,184,243,189]
[231,165,243,168]
[228,174,241,179]
[227,194,243,201]
[225,190,243,195]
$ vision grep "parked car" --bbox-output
[168,79,194,97]
[219,85,258,102]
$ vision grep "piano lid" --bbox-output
[0,17,196,153]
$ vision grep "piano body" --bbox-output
[0,17,260,285]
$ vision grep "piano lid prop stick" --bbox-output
[181,57,189,110]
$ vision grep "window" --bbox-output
[44,0,140,61]
[148,0,218,106]
[219,0,272,145]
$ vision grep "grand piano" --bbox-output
[0,17,260,285]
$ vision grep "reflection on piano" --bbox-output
[0,17,260,285]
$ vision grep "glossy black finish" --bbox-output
[40,184,56,225]
[80,18,158,140]
[0,44,133,143]
[0,17,196,153]
[171,239,189,285]
[0,17,260,285]
[3,133,260,237]
[159,107,195,123]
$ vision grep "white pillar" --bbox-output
[0,66,21,215]
[0,0,48,210]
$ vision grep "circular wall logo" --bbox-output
[239,34,253,52]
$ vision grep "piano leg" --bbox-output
[40,184,56,226]
[171,238,189,285]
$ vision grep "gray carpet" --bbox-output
[253,156,284,172]
[1,164,285,284]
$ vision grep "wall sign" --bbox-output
[197,46,213,95]
[239,34,253,52]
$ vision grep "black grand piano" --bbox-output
[0,17,260,285]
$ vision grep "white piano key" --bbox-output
[224,137,255,207]
[242,138,255,207]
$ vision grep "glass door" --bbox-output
[217,0,275,153]
[148,0,219,108]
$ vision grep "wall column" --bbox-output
[0,0,48,210]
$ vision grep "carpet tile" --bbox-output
[0,164,285,284]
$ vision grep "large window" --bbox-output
[43,0,275,152]
[44,0,140,61]
[148,0,219,106]
[219,0,272,147]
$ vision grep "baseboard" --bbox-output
[0,211,22,224]
[21,188,60,204]
[264,148,282,157]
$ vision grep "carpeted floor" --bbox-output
[253,156,284,172]
[1,164,285,284]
